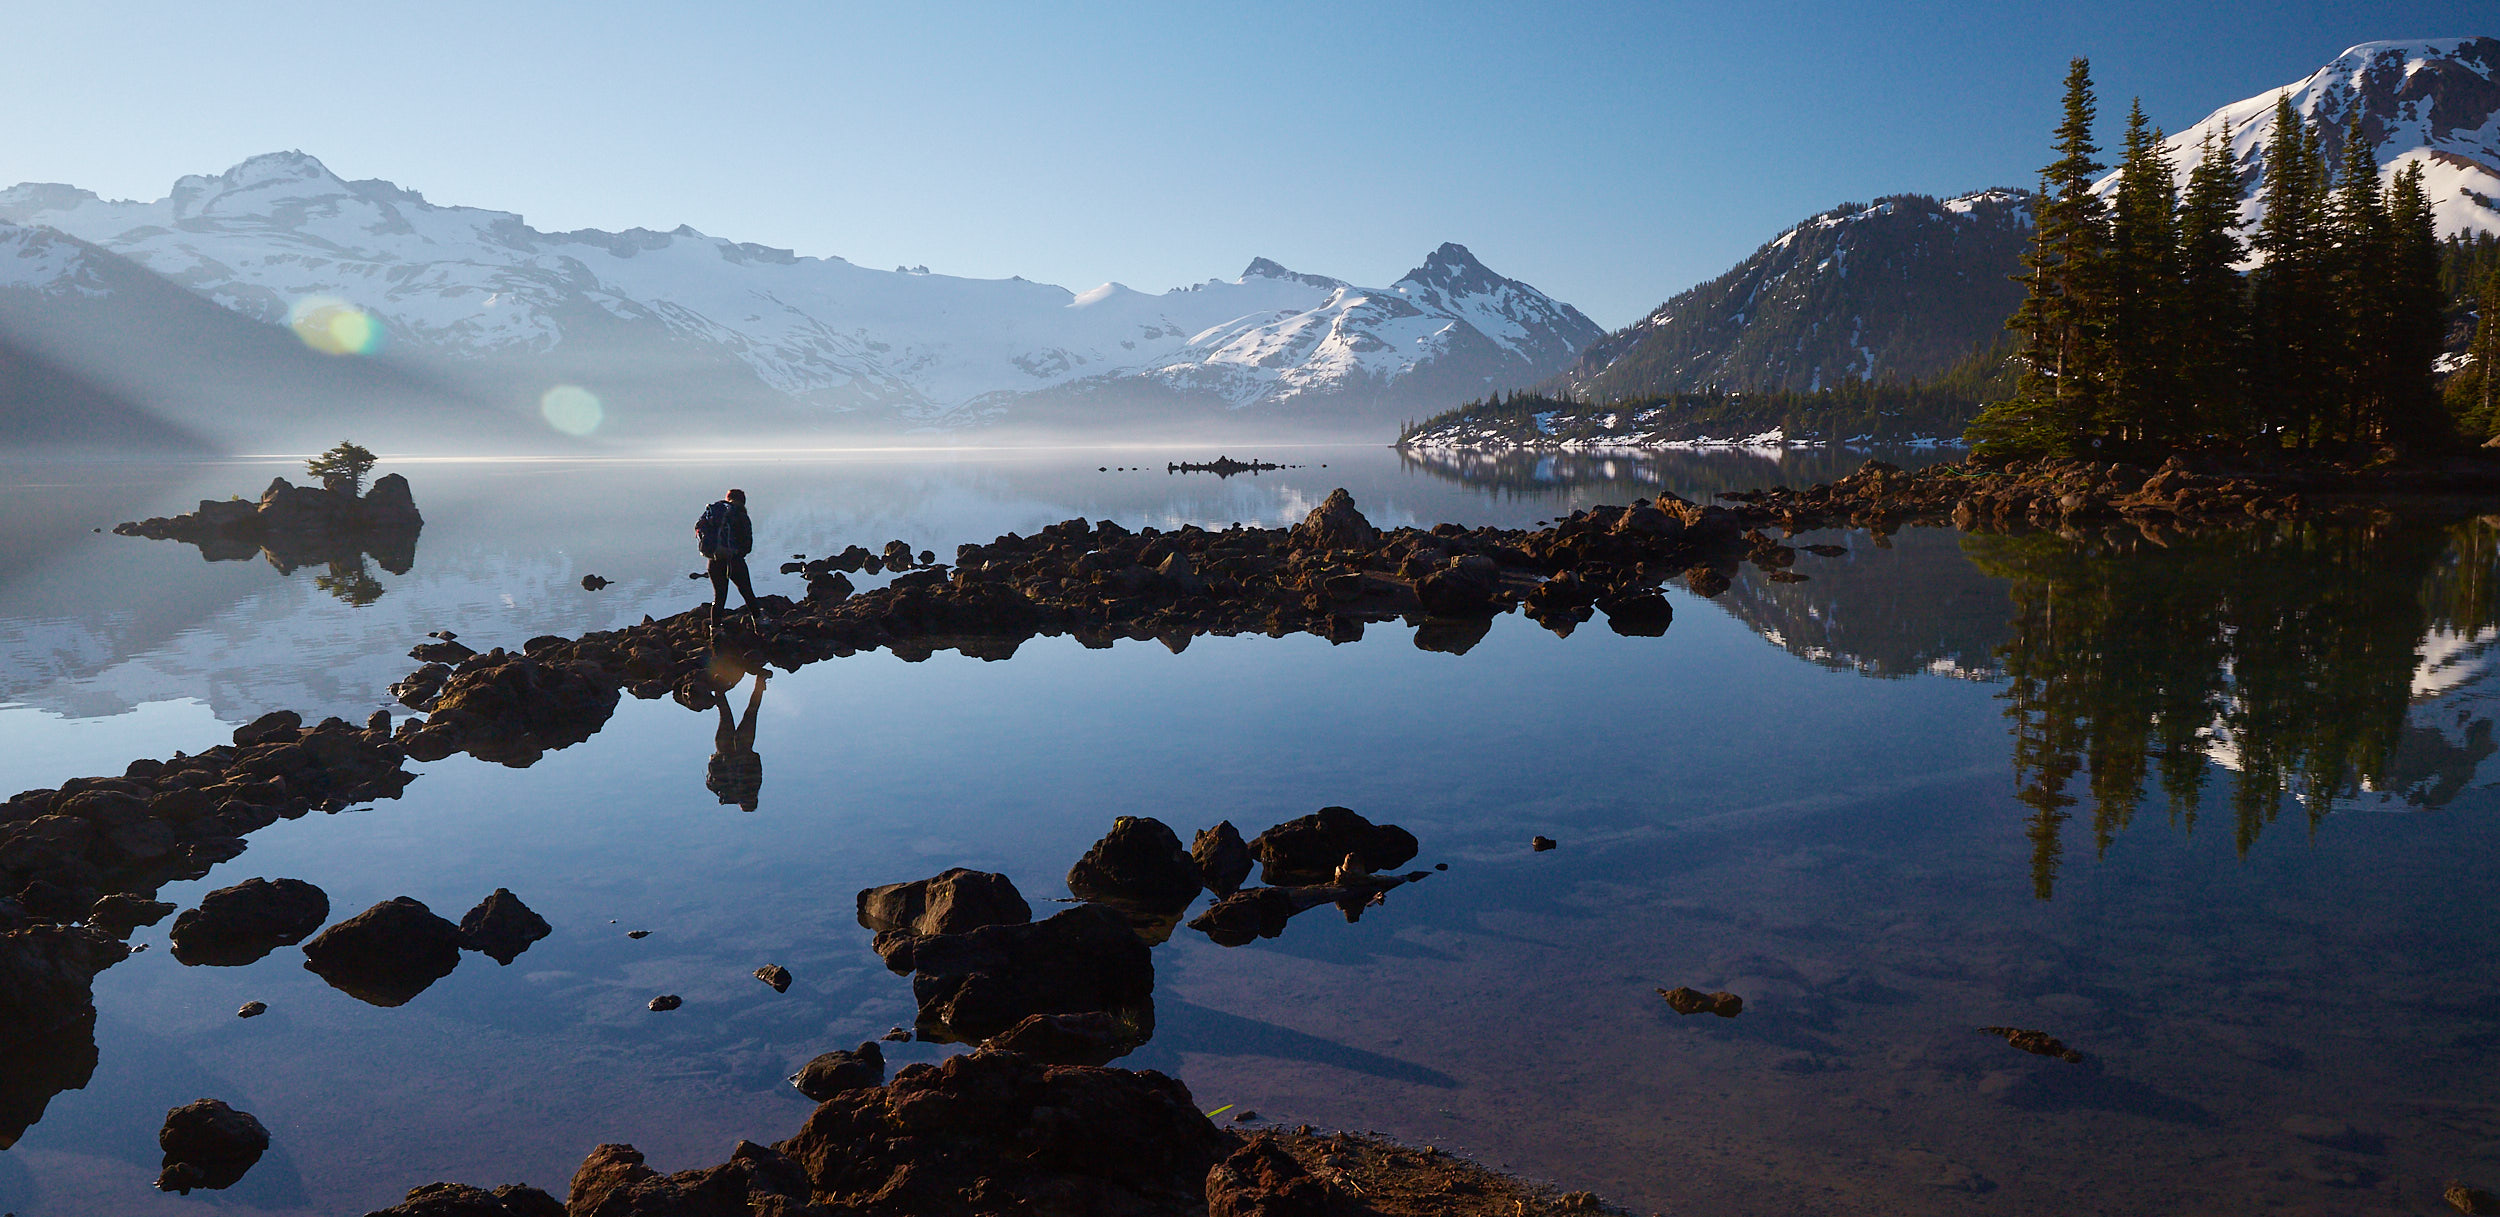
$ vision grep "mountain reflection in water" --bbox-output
[1962,517,2500,898]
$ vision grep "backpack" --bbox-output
[695,500,733,558]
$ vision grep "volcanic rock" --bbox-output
[1249,807,1418,886]
[1207,1134,1359,1217]
[858,867,1031,972]
[1659,987,1743,1017]
[755,963,792,993]
[567,1140,814,1217]
[300,896,464,1006]
[88,893,176,937]
[791,1042,885,1101]
[987,1010,1133,1067]
[457,888,551,965]
[775,1050,1228,1215]
[170,877,330,966]
[1192,821,1254,896]
[1290,489,1380,552]
[1065,816,1203,918]
[362,1181,565,1216]
[904,904,1154,1050]
[1979,1025,2084,1062]
[156,1098,268,1194]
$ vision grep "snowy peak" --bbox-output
[1240,257,1345,291]
[2095,36,2500,240]
[0,153,1602,428]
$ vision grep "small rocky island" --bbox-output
[113,443,423,598]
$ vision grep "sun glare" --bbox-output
[286,295,382,355]
[540,384,604,435]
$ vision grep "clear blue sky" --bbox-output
[7,1,2488,327]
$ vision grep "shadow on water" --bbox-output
[1132,998,1460,1089]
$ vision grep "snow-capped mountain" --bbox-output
[1556,188,2035,397]
[2092,36,2500,241]
[0,154,1598,433]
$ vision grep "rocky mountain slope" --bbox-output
[1555,189,2034,399]
[0,155,1599,436]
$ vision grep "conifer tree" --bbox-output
[2328,106,2394,442]
[2106,99,2181,450]
[2175,125,2249,443]
[2468,267,2500,436]
[1972,57,2109,461]
[2251,97,2334,448]
[2384,161,2448,445]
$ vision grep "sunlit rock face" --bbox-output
[0,157,1598,431]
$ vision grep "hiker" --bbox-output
[706,672,765,812]
[696,487,759,621]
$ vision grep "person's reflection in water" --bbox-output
[707,672,766,812]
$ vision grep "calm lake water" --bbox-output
[2,443,2496,1217]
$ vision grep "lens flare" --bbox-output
[540,384,603,436]
[287,296,383,355]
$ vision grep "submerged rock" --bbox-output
[156,1098,269,1194]
[1658,987,1744,1017]
[300,897,464,1007]
[1978,1025,2084,1063]
[790,1041,885,1100]
[457,889,550,966]
[170,877,330,967]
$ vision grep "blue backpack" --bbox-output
[695,500,733,557]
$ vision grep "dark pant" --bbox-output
[708,554,756,612]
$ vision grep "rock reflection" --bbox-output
[1966,517,2500,898]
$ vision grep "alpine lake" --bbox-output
[2,442,2497,1217]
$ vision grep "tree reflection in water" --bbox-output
[1965,517,2500,899]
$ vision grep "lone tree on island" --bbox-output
[306,441,378,496]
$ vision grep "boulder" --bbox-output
[408,654,621,767]
[1248,807,1418,886]
[88,893,176,937]
[1191,821,1254,896]
[361,1182,564,1217]
[1065,816,1202,919]
[457,889,550,965]
[169,878,330,967]
[755,963,792,993]
[233,710,303,747]
[567,1140,815,1217]
[857,868,1032,974]
[986,1010,1131,1067]
[1206,1134,1356,1217]
[776,1052,1227,1215]
[904,904,1154,1050]
[790,1042,886,1101]
[1289,489,1379,552]
[1416,554,1502,617]
[301,897,464,1007]
[156,1098,269,1194]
